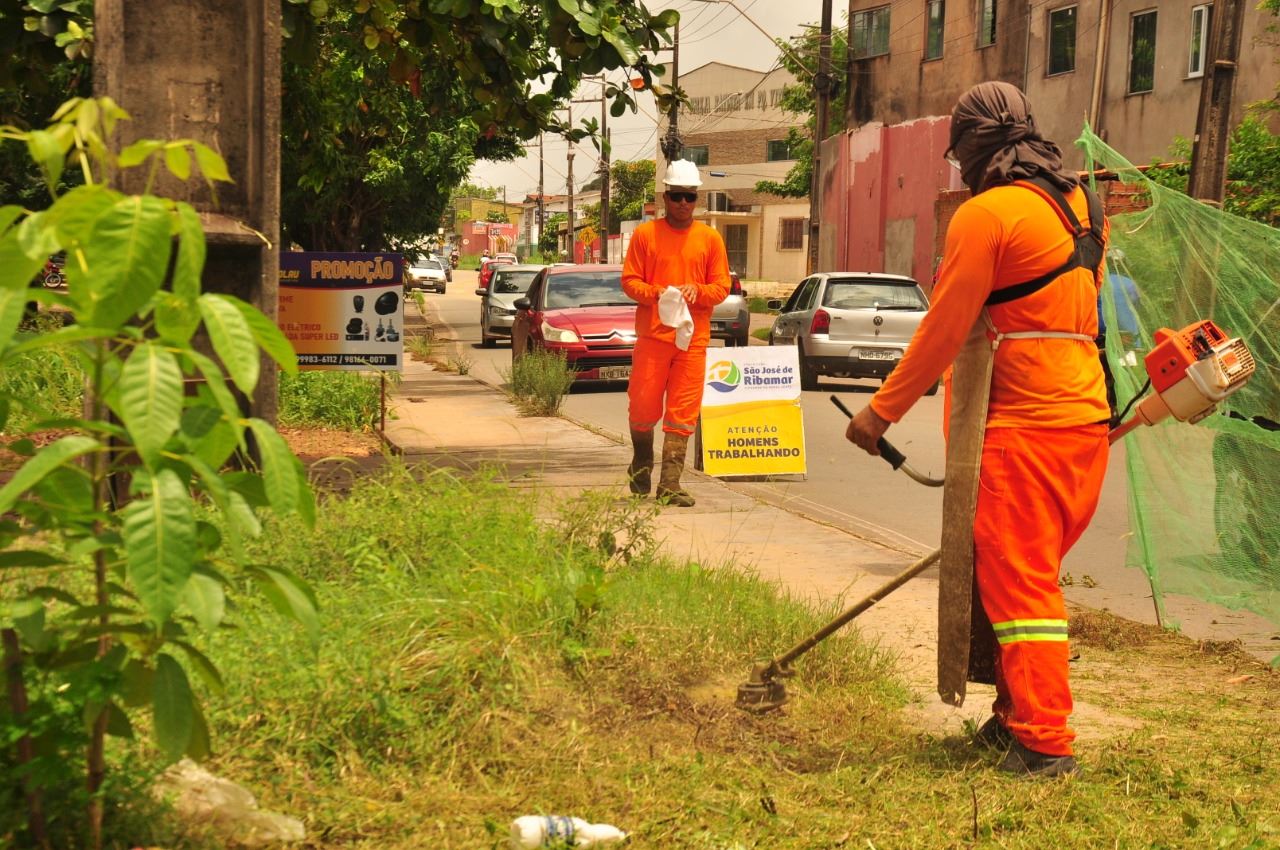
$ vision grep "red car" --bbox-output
[478,256,515,291]
[510,264,636,382]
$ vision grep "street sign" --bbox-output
[699,346,807,477]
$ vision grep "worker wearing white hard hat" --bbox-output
[621,159,731,506]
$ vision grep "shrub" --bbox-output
[278,370,382,431]
[508,349,575,415]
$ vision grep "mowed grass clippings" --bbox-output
[197,465,1280,849]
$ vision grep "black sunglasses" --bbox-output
[665,191,697,203]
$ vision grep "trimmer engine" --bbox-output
[1111,319,1255,443]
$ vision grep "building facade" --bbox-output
[654,61,811,283]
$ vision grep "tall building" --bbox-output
[655,61,811,282]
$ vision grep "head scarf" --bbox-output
[948,81,1078,195]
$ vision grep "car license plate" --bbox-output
[598,366,631,380]
[711,321,725,330]
[857,348,901,361]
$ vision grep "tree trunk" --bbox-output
[3,628,51,849]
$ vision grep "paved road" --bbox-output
[421,273,1276,655]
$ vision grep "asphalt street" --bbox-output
[419,273,1277,654]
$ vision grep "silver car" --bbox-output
[768,272,937,393]
[710,271,751,347]
[476,263,546,347]
[407,258,448,294]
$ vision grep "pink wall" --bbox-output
[820,117,963,285]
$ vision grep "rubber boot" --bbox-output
[656,433,696,507]
[627,428,654,496]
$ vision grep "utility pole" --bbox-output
[566,101,575,263]
[537,134,546,255]
[599,75,611,263]
[660,18,681,163]
[1187,0,1248,204]
[807,0,833,275]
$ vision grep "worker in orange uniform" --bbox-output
[622,159,732,506]
[846,82,1110,778]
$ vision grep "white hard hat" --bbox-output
[663,159,703,188]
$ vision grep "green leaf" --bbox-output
[0,288,33,357]
[117,139,162,169]
[601,29,640,66]
[186,350,247,434]
[250,565,319,649]
[0,550,64,568]
[163,144,191,180]
[104,701,134,739]
[121,658,154,707]
[120,342,184,464]
[245,418,300,514]
[192,142,232,183]
[172,640,225,694]
[557,0,579,12]
[152,653,195,762]
[225,294,297,373]
[0,232,46,296]
[182,570,227,631]
[226,489,263,542]
[172,202,206,302]
[0,436,99,515]
[80,195,173,328]
[26,129,67,191]
[181,406,222,441]
[185,701,211,760]
[123,468,197,626]
[198,293,259,393]
[154,292,202,345]
[0,205,22,236]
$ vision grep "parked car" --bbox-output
[406,257,448,294]
[510,264,636,382]
[478,257,514,292]
[476,263,546,347]
[430,253,452,283]
[767,272,937,393]
[494,251,518,264]
[710,271,750,346]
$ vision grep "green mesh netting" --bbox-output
[1077,129,1280,637]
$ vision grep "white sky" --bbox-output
[468,1,824,200]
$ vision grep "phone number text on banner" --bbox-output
[700,347,806,477]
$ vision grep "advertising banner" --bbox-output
[700,346,806,477]
[278,252,404,371]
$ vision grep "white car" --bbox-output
[406,258,448,294]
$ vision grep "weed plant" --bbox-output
[278,371,382,431]
[747,295,777,314]
[406,330,434,362]
[0,312,84,432]
[508,349,574,415]
[447,352,473,375]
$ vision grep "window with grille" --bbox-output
[1129,10,1157,94]
[925,1,945,60]
[779,218,805,250]
[1188,4,1211,78]
[852,5,891,58]
[1047,6,1077,75]
[978,0,997,47]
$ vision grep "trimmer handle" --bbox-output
[829,394,905,470]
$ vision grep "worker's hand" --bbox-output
[846,404,891,456]
[678,283,698,304]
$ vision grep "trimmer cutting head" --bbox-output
[734,663,789,714]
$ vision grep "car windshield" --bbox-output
[492,270,539,294]
[415,260,442,271]
[822,280,926,310]
[545,271,632,309]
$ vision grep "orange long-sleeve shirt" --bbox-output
[622,219,732,349]
[871,182,1110,429]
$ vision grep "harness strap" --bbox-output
[985,177,1105,307]
[992,329,1095,351]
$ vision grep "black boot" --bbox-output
[974,716,1014,750]
[627,428,654,496]
[997,739,1078,778]
[656,433,695,507]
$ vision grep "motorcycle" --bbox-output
[41,258,64,289]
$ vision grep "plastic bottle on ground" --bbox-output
[508,815,627,848]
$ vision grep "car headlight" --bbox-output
[489,305,509,317]
[540,320,579,343]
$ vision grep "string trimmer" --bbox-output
[734,395,943,714]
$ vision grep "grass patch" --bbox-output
[747,295,778,314]
[406,329,435,362]
[752,327,772,342]
[0,312,84,432]
[508,349,574,415]
[278,371,383,431]
[187,466,1280,849]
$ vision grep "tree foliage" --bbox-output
[610,158,655,228]
[754,24,848,199]
[1146,115,1280,227]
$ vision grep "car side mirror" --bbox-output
[474,289,487,297]
[767,298,783,311]
[741,288,748,298]
[514,297,532,311]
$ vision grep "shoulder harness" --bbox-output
[984,176,1106,307]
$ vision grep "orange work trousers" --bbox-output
[628,336,707,436]
[973,423,1109,756]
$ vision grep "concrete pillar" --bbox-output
[94,0,282,422]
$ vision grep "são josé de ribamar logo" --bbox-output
[707,360,741,393]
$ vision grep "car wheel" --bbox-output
[439,284,447,295]
[480,315,496,348]
[735,332,751,348]
[797,343,819,391]
[924,379,940,396]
